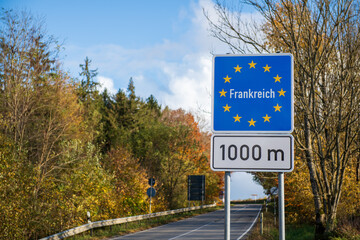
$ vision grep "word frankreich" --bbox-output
[229,88,275,99]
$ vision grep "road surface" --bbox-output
[110,204,262,240]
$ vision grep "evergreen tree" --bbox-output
[78,57,98,102]
[146,94,161,116]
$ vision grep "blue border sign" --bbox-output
[212,54,293,133]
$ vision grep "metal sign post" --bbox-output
[278,172,285,240]
[224,172,231,240]
[150,193,152,214]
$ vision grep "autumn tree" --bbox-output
[206,0,360,237]
[0,10,118,239]
[0,9,59,148]
[103,146,148,216]
[76,57,105,145]
[130,107,222,210]
[129,108,191,210]
[159,109,203,209]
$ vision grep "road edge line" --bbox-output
[236,205,263,240]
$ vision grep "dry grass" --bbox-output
[331,216,360,240]
[246,210,278,240]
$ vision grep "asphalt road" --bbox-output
[110,204,262,240]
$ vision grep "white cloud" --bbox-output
[63,0,262,126]
[160,52,212,111]
[97,75,117,95]
[154,0,226,127]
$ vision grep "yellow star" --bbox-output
[234,65,242,72]
[248,118,256,126]
[248,61,257,69]
[223,75,231,83]
[263,114,271,122]
[233,114,242,122]
[223,104,231,112]
[263,64,271,72]
[274,74,282,82]
[274,104,282,112]
[278,88,286,97]
[219,89,227,97]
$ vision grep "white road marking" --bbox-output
[236,206,262,240]
[168,221,214,240]
[113,205,258,240]
[168,206,247,240]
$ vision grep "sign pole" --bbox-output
[224,171,231,240]
[149,195,152,214]
[149,180,152,214]
[278,172,285,240]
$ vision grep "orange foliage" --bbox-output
[284,156,315,223]
[105,147,148,216]
[161,109,224,206]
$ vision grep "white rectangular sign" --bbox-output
[211,135,294,172]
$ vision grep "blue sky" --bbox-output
[2,0,266,200]
[2,0,217,111]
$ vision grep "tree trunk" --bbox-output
[304,115,326,238]
[326,204,338,234]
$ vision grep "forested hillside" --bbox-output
[0,10,223,239]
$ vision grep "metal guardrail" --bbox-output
[40,203,216,240]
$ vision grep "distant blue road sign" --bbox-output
[147,187,156,198]
[212,54,293,133]
[148,177,155,186]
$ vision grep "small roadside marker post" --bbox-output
[260,212,264,235]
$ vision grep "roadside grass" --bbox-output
[67,206,223,240]
[246,203,315,240]
[246,203,360,240]
[329,215,360,240]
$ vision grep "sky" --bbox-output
[1,0,266,200]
